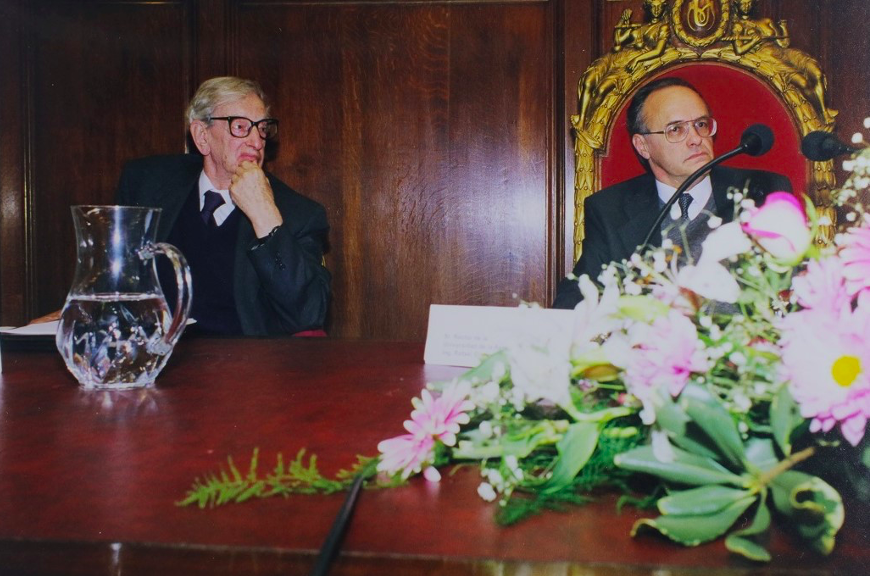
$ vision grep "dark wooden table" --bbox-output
[0,338,868,575]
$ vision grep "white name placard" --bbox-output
[423,304,575,367]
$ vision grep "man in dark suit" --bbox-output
[553,77,790,309]
[117,77,330,335]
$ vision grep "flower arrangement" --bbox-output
[181,128,870,563]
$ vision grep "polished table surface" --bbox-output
[0,337,868,575]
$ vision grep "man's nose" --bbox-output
[245,129,264,149]
[686,125,703,146]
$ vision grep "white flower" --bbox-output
[572,275,621,350]
[478,420,494,438]
[508,343,572,407]
[676,261,741,303]
[424,466,442,482]
[651,429,675,462]
[477,482,497,502]
[699,221,752,263]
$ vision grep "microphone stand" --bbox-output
[637,144,749,253]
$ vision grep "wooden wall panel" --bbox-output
[236,1,556,339]
[28,1,193,316]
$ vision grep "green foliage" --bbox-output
[177,448,380,509]
[496,422,644,526]
[614,383,844,562]
[539,421,600,494]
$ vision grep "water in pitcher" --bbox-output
[56,293,173,389]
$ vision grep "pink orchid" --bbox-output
[624,310,709,422]
[377,381,475,478]
[836,218,870,297]
[778,293,870,446]
[741,192,812,263]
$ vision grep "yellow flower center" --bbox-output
[832,355,862,388]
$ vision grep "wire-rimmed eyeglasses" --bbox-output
[638,116,717,143]
[208,116,279,139]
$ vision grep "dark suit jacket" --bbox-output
[116,154,331,336]
[553,166,791,309]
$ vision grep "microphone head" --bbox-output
[801,130,856,161]
[740,124,774,157]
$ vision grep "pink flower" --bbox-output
[836,218,870,298]
[741,192,812,263]
[377,381,475,478]
[624,310,709,422]
[406,382,475,446]
[376,434,435,479]
[779,293,870,446]
[792,255,853,316]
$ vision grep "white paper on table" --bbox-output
[0,321,60,337]
[423,304,575,367]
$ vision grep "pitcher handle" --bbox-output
[141,242,193,354]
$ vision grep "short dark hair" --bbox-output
[626,77,707,136]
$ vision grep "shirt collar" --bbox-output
[197,171,235,225]
[654,175,713,221]
[198,171,234,208]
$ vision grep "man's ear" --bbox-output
[190,121,210,156]
[632,134,650,160]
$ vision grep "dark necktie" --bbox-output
[678,193,693,220]
[201,190,225,226]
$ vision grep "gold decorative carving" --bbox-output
[672,0,731,47]
[571,0,837,260]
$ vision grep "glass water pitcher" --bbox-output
[56,206,192,389]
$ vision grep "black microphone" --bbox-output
[801,130,858,161]
[637,124,775,252]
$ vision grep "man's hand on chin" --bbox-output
[230,160,283,237]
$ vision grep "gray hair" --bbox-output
[185,77,270,126]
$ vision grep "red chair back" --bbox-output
[601,64,805,197]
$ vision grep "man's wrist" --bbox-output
[252,225,281,250]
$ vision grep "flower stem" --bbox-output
[759,446,816,485]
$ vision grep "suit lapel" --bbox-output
[618,175,661,255]
[155,158,202,240]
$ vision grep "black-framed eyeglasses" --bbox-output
[638,116,717,143]
[208,116,279,139]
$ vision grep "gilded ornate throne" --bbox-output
[571,0,838,261]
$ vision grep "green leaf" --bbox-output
[540,421,600,494]
[631,495,757,546]
[680,384,746,469]
[770,470,845,555]
[725,494,772,562]
[457,350,510,384]
[454,420,567,460]
[616,295,670,322]
[614,445,745,487]
[744,437,779,472]
[657,485,753,516]
[770,384,806,457]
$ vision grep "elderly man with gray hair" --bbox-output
[117,76,330,336]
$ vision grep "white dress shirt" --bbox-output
[654,175,713,221]
[198,172,236,226]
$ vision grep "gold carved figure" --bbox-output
[576,0,672,136]
[728,0,837,125]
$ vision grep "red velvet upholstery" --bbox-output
[600,64,805,196]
